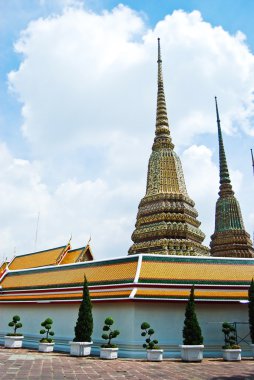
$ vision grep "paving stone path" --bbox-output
[0,348,254,379]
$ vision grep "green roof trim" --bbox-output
[139,278,251,286]
[135,294,247,301]
[12,245,66,259]
[142,255,254,265]
[0,294,130,302]
[2,279,134,291]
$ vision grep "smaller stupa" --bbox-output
[210,97,254,258]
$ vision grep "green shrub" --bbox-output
[7,315,23,336]
[101,317,120,348]
[73,275,93,342]
[140,322,159,349]
[39,318,54,343]
[222,322,240,349]
[182,286,203,345]
[248,279,254,343]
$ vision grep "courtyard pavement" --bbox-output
[0,347,253,380]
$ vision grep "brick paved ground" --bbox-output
[0,348,253,380]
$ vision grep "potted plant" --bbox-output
[179,285,204,362]
[248,278,254,357]
[141,322,163,361]
[38,318,55,352]
[100,317,120,359]
[70,275,93,356]
[4,315,24,348]
[222,322,241,361]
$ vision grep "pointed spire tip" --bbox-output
[157,37,162,63]
[214,97,232,190]
[215,96,220,122]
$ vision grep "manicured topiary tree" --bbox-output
[248,278,254,343]
[73,275,93,342]
[101,317,120,348]
[182,286,203,345]
[222,322,239,349]
[7,315,22,336]
[40,318,54,343]
[141,322,159,349]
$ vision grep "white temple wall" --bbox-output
[0,301,251,357]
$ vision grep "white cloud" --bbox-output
[1,5,254,260]
[182,145,218,244]
[0,142,137,260]
[0,142,50,258]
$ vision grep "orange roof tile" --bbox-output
[0,261,8,277]
[60,246,93,265]
[135,288,247,300]
[1,257,138,290]
[9,246,67,270]
[139,256,254,285]
[59,248,83,265]
[0,289,131,302]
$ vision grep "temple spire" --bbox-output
[153,38,174,150]
[210,97,254,258]
[215,97,233,196]
[128,39,208,256]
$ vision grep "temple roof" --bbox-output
[1,256,137,290]
[3,242,93,273]
[60,245,93,265]
[0,254,253,303]
[8,245,68,270]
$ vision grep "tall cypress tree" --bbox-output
[248,278,254,343]
[183,285,203,345]
[73,275,93,342]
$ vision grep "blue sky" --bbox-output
[0,0,254,260]
[101,0,254,45]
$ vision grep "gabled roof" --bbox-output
[60,245,93,265]
[6,242,94,271]
[8,246,68,270]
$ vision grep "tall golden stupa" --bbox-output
[210,97,254,258]
[128,39,208,256]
